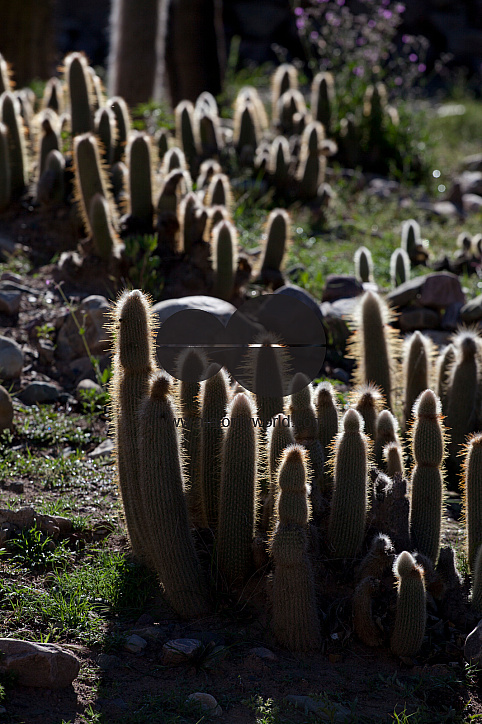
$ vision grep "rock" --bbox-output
[88,438,114,459]
[458,171,482,196]
[152,295,236,327]
[96,653,122,671]
[35,514,60,539]
[423,330,452,349]
[0,639,80,688]
[38,339,55,364]
[322,274,364,303]
[187,693,222,716]
[430,201,461,217]
[123,634,147,654]
[332,367,351,384]
[0,290,21,315]
[0,385,13,430]
[130,626,164,642]
[19,382,60,405]
[441,302,463,331]
[52,516,73,537]
[464,620,482,663]
[56,295,111,361]
[0,506,35,528]
[274,284,324,325]
[76,379,104,398]
[461,295,482,323]
[463,153,482,172]
[387,273,464,310]
[249,647,278,661]
[367,177,399,197]
[284,695,350,722]
[5,481,23,494]
[135,613,154,626]
[0,337,23,378]
[399,308,440,332]
[162,638,202,665]
[463,194,482,214]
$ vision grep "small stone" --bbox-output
[52,516,73,537]
[130,626,164,642]
[322,274,363,303]
[38,339,55,364]
[187,693,222,716]
[0,337,23,378]
[19,382,59,406]
[284,695,350,722]
[123,634,147,654]
[419,273,465,309]
[463,194,482,214]
[0,639,80,688]
[441,302,463,331]
[458,171,482,196]
[76,379,104,398]
[249,647,278,661]
[96,653,122,671]
[162,638,202,665]
[0,290,21,316]
[463,153,482,172]
[89,438,114,459]
[0,385,13,430]
[461,295,482,323]
[464,620,482,663]
[135,613,154,626]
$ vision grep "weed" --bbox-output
[1,527,72,571]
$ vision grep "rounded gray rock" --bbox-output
[0,336,23,378]
[19,382,59,405]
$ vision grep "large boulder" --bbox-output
[322,275,364,303]
[0,639,80,688]
[387,272,465,310]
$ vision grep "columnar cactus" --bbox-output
[0,92,28,195]
[353,577,383,647]
[354,246,374,284]
[254,337,286,428]
[356,534,395,581]
[212,220,237,301]
[349,383,383,441]
[139,373,211,618]
[43,77,64,114]
[205,173,232,211]
[311,71,334,134]
[390,247,410,288]
[0,53,12,95]
[401,219,421,261]
[463,433,482,570]
[89,193,121,261]
[73,133,112,236]
[196,159,222,190]
[270,445,321,652]
[374,410,400,468]
[390,551,426,657]
[37,149,65,206]
[296,121,326,200]
[194,108,223,158]
[446,331,481,461]
[315,381,339,494]
[217,393,258,586]
[0,122,10,211]
[260,209,290,287]
[436,343,455,414]
[233,100,260,165]
[175,100,197,168]
[271,63,298,124]
[37,110,60,178]
[155,128,169,162]
[268,136,291,191]
[383,442,404,478]
[179,192,207,254]
[351,291,398,411]
[471,544,482,612]
[95,107,116,165]
[235,86,269,131]
[328,409,368,559]
[161,147,187,175]
[409,389,445,564]
[109,96,131,163]
[156,168,190,252]
[199,366,230,529]
[278,89,307,135]
[126,131,153,229]
[402,332,433,430]
[64,52,93,137]
[264,414,295,531]
[111,289,156,561]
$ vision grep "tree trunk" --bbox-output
[0,0,55,87]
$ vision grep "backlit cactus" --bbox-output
[354,246,374,284]
[212,220,237,301]
[271,63,298,124]
[349,383,383,441]
[311,71,334,134]
[260,209,290,288]
[353,577,383,647]
[0,92,28,195]
[463,433,482,571]
[126,131,153,230]
[445,331,481,462]
[89,193,121,261]
[401,219,421,261]
[109,96,131,163]
[402,332,433,430]
[390,247,410,288]
[390,551,426,657]
[175,100,197,168]
[0,122,10,211]
[264,414,295,532]
[95,106,116,165]
[436,343,455,414]
[64,52,93,137]
[374,410,400,468]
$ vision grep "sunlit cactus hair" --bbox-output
[402,331,434,430]
[196,158,222,190]
[374,409,401,469]
[161,146,188,175]
[203,204,230,242]
[277,89,307,135]
[235,86,269,131]
[95,106,116,165]
[462,433,482,571]
[109,95,131,163]
[195,91,218,117]
[354,246,374,284]
[193,107,223,158]
[271,63,299,123]
[390,247,410,288]
[401,219,421,260]
[42,77,64,114]
[348,383,384,441]
[260,208,290,282]
[0,53,13,95]
[310,71,335,134]
[390,551,426,657]
[63,51,94,136]
[36,109,60,179]
[205,172,232,211]
[348,291,400,412]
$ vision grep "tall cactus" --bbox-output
[315,381,340,494]
[260,209,290,287]
[445,331,481,462]
[109,96,131,163]
[402,332,433,430]
[89,193,121,261]
[175,100,197,168]
[212,220,237,301]
[216,393,258,587]
[0,122,10,211]
[354,246,374,284]
[95,107,116,165]
[37,110,60,179]
[349,383,383,441]
[311,71,334,134]
[127,131,153,230]
[111,289,156,561]
[401,219,421,261]
[296,121,326,200]
[390,247,410,288]
[64,52,93,137]
[328,409,368,559]
[390,551,426,657]
[463,433,482,571]
[409,389,445,564]
[0,92,28,195]
[270,445,321,652]
[436,343,455,414]
[264,414,295,531]
[271,63,298,124]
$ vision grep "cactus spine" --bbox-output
[374,410,400,468]
[401,219,421,261]
[390,551,426,657]
[296,121,326,200]
[409,390,445,564]
[271,445,321,652]
[436,343,455,414]
[199,366,230,529]
[205,173,232,210]
[328,409,368,558]
[264,414,295,531]
[217,393,258,586]
[37,111,60,178]
[402,332,433,430]
[0,92,28,195]
[354,246,374,284]
[0,122,10,211]
[139,373,211,617]
[260,209,289,285]
[111,290,156,561]
[74,133,112,235]
[311,71,334,134]
[445,331,481,461]
[463,433,482,570]
[89,193,121,261]
[390,247,410,288]
[109,96,131,163]
[349,383,383,441]
[212,220,237,301]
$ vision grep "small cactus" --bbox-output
[409,390,445,564]
[0,92,28,195]
[42,77,64,114]
[402,332,433,430]
[95,106,116,165]
[264,414,295,532]
[315,381,340,494]
[268,136,291,190]
[328,409,368,559]
[217,393,258,587]
[212,220,237,301]
[161,147,187,175]
[390,247,410,288]
[296,121,326,200]
[260,209,290,287]
[175,100,197,168]
[179,192,207,254]
[37,110,60,178]
[374,410,400,469]
[194,108,223,158]
[36,149,65,206]
[205,173,232,211]
[354,246,374,284]
[0,53,12,95]
[356,534,395,582]
[436,343,455,414]
[348,383,383,441]
[89,193,121,261]
[73,133,112,236]
[401,219,421,261]
[196,159,222,190]
[270,445,321,652]
[109,96,131,163]
[353,577,383,647]
[445,331,481,462]
[126,131,153,230]
[390,551,426,657]
[233,100,259,165]
[271,63,298,124]
[383,442,404,478]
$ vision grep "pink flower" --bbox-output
[294,6,304,15]
[395,77,403,85]
[418,63,426,72]
[409,53,418,62]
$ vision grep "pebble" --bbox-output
[284,695,350,722]
[162,638,202,665]
[249,647,278,661]
[123,634,147,654]
[89,438,114,459]
[76,378,104,398]
[130,626,164,642]
[0,336,23,378]
[19,381,59,405]
[56,295,111,361]
[186,692,222,717]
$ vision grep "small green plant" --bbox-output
[2,527,72,571]
[124,234,162,297]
